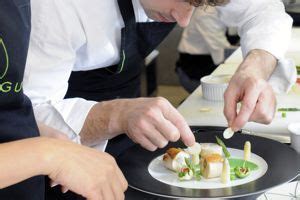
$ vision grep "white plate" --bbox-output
[148,148,268,189]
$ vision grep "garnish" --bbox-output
[282,112,287,118]
[234,166,250,178]
[221,158,230,184]
[177,158,201,181]
[244,141,251,161]
[278,108,300,112]
[178,167,193,181]
[216,136,231,158]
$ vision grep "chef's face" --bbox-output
[139,0,195,27]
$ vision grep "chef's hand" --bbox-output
[224,49,277,132]
[38,122,69,141]
[43,138,128,200]
[116,97,195,151]
[82,97,195,150]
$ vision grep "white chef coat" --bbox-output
[24,0,294,151]
[178,6,232,65]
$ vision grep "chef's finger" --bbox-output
[61,185,69,194]
[249,86,275,124]
[101,184,114,200]
[152,112,180,142]
[144,127,168,149]
[160,101,195,146]
[50,180,59,188]
[138,135,158,151]
[223,87,238,128]
[115,165,128,191]
[112,175,125,200]
[231,85,261,131]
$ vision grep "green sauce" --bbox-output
[228,158,258,180]
[228,158,259,171]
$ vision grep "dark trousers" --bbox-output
[176,53,217,93]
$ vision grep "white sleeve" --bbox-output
[24,1,108,150]
[217,0,293,59]
[217,0,296,93]
[32,99,108,151]
[132,0,152,22]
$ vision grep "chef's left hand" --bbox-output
[224,49,277,132]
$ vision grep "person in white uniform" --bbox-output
[176,6,236,93]
[24,0,294,197]
[24,0,294,153]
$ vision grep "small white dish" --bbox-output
[288,122,300,154]
[201,74,231,101]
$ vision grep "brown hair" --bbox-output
[188,0,229,7]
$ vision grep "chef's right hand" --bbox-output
[42,138,127,200]
[115,97,195,151]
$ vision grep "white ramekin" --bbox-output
[200,74,231,101]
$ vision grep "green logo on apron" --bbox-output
[0,37,22,93]
[0,37,9,80]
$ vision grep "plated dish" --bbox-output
[148,138,267,189]
[117,126,300,199]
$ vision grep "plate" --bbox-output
[148,148,268,189]
[117,126,300,199]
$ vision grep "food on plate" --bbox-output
[221,158,230,184]
[223,127,235,139]
[163,148,190,172]
[162,137,259,184]
[234,166,250,178]
[200,143,222,157]
[178,167,194,181]
[186,143,201,165]
[201,153,224,178]
[244,141,251,161]
[216,136,231,158]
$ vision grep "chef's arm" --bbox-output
[235,49,277,81]
[0,137,127,199]
[80,97,195,150]
[0,138,54,189]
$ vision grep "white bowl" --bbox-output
[288,122,300,154]
[200,74,231,101]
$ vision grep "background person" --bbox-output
[176,6,238,93]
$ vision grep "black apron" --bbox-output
[0,0,45,199]
[65,0,175,157]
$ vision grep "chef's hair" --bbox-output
[189,0,229,6]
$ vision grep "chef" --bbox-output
[24,0,294,157]
[176,6,234,93]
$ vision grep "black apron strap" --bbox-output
[117,0,136,27]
